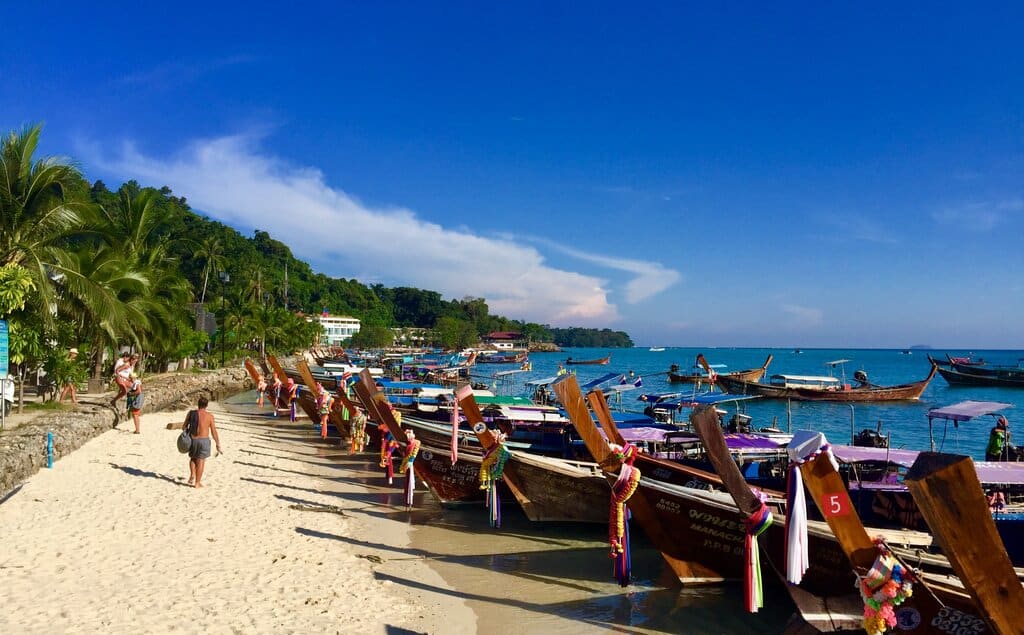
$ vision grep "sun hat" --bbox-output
[69,348,79,354]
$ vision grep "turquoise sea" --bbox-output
[484,347,1024,459]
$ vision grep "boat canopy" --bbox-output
[603,383,640,395]
[926,400,1014,422]
[580,372,622,390]
[525,376,560,387]
[825,359,852,366]
[769,374,841,388]
[832,444,1024,485]
[648,392,761,411]
[493,369,529,377]
[638,392,682,403]
[474,395,534,406]
[923,400,1014,451]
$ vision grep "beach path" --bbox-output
[0,403,473,634]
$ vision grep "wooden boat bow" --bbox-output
[905,452,1024,634]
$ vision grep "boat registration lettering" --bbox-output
[822,492,850,517]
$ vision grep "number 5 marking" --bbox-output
[823,493,850,517]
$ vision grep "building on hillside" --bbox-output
[314,314,361,346]
[483,331,524,350]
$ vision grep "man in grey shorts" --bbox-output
[186,396,222,488]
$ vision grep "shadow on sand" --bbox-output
[109,462,187,487]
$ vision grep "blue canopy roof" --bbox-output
[525,376,560,386]
[926,400,1013,422]
[654,392,761,411]
[581,372,623,390]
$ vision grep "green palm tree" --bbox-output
[95,188,166,261]
[53,247,149,377]
[0,124,87,315]
[194,236,226,304]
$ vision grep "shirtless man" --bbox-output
[187,396,222,488]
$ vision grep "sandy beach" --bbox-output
[0,403,474,634]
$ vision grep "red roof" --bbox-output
[485,331,522,340]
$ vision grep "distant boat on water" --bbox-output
[649,347,665,352]
[565,354,611,366]
[715,359,939,402]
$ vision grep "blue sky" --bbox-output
[3,3,1022,347]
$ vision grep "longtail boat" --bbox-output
[352,371,485,506]
[905,452,1024,634]
[565,354,611,365]
[715,361,938,402]
[668,354,773,385]
[296,360,350,438]
[789,430,992,634]
[266,355,293,410]
[929,354,1024,388]
[243,358,263,386]
[455,387,610,523]
[690,408,861,631]
[581,387,989,608]
[553,374,738,585]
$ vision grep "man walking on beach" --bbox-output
[187,396,222,488]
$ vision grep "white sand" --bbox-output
[0,405,474,634]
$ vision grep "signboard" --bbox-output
[0,319,8,376]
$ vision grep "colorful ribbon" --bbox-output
[857,540,915,635]
[744,503,773,612]
[401,436,420,508]
[379,425,398,485]
[479,441,511,527]
[609,463,641,586]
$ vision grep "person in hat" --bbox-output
[986,415,1012,461]
[58,348,81,405]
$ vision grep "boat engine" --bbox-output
[853,369,869,386]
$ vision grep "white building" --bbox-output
[316,314,361,346]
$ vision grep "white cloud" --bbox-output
[932,199,1022,232]
[781,303,823,327]
[89,134,629,325]
[528,238,681,303]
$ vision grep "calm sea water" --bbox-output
[483,347,1024,459]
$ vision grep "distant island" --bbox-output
[908,345,933,350]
